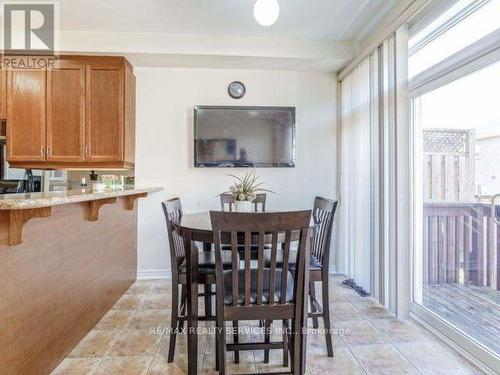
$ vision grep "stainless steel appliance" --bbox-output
[0,121,42,194]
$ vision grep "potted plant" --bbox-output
[221,170,274,212]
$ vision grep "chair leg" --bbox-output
[309,281,319,329]
[322,276,334,357]
[217,321,227,375]
[282,319,289,367]
[215,324,220,371]
[232,320,240,363]
[264,320,271,363]
[178,284,187,332]
[290,318,297,374]
[168,283,180,363]
[204,284,212,317]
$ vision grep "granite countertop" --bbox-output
[0,186,163,210]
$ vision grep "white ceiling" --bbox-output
[51,0,410,71]
[58,0,403,41]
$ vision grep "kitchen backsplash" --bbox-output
[51,169,135,191]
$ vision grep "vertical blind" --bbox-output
[339,31,406,313]
[340,56,374,294]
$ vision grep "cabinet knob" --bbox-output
[41,146,44,158]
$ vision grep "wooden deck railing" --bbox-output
[423,203,500,290]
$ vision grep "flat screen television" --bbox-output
[194,106,295,167]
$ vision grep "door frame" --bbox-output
[409,30,500,375]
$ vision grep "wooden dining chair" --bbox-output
[220,193,235,211]
[262,196,337,357]
[252,193,267,212]
[161,198,238,362]
[211,210,312,375]
[306,197,337,357]
[220,193,268,261]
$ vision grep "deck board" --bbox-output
[423,283,500,354]
[444,284,500,322]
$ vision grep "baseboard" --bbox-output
[137,269,171,280]
[137,269,340,280]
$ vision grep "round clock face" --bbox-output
[228,81,246,99]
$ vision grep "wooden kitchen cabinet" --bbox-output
[47,61,86,162]
[6,68,47,162]
[86,64,123,162]
[6,55,135,169]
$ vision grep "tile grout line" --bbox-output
[139,283,173,375]
[88,292,146,375]
[319,286,369,374]
[87,326,125,375]
[335,299,413,375]
[126,298,163,375]
[390,341,425,375]
[339,335,369,375]
[347,317,425,375]
[143,332,165,375]
[342,289,431,374]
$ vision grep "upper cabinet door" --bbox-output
[47,62,85,162]
[85,65,124,162]
[7,69,46,162]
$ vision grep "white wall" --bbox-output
[134,67,338,278]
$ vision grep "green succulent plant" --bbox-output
[220,170,274,201]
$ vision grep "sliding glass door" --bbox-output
[409,1,500,370]
[412,60,500,358]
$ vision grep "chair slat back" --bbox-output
[253,193,267,212]
[210,211,311,309]
[311,197,338,268]
[220,193,235,212]
[161,198,185,268]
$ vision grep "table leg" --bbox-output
[300,239,310,375]
[184,230,199,375]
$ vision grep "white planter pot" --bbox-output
[234,200,253,212]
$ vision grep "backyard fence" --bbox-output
[423,129,475,202]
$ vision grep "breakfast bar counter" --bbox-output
[0,186,162,246]
[0,186,162,210]
[0,186,162,375]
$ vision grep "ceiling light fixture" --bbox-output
[254,0,280,26]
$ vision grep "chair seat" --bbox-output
[222,269,294,305]
[263,250,323,271]
[180,250,237,274]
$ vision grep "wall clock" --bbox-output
[228,81,246,99]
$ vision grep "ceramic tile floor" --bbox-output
[51,276,483,375]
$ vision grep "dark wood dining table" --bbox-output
[174,211,316,375]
